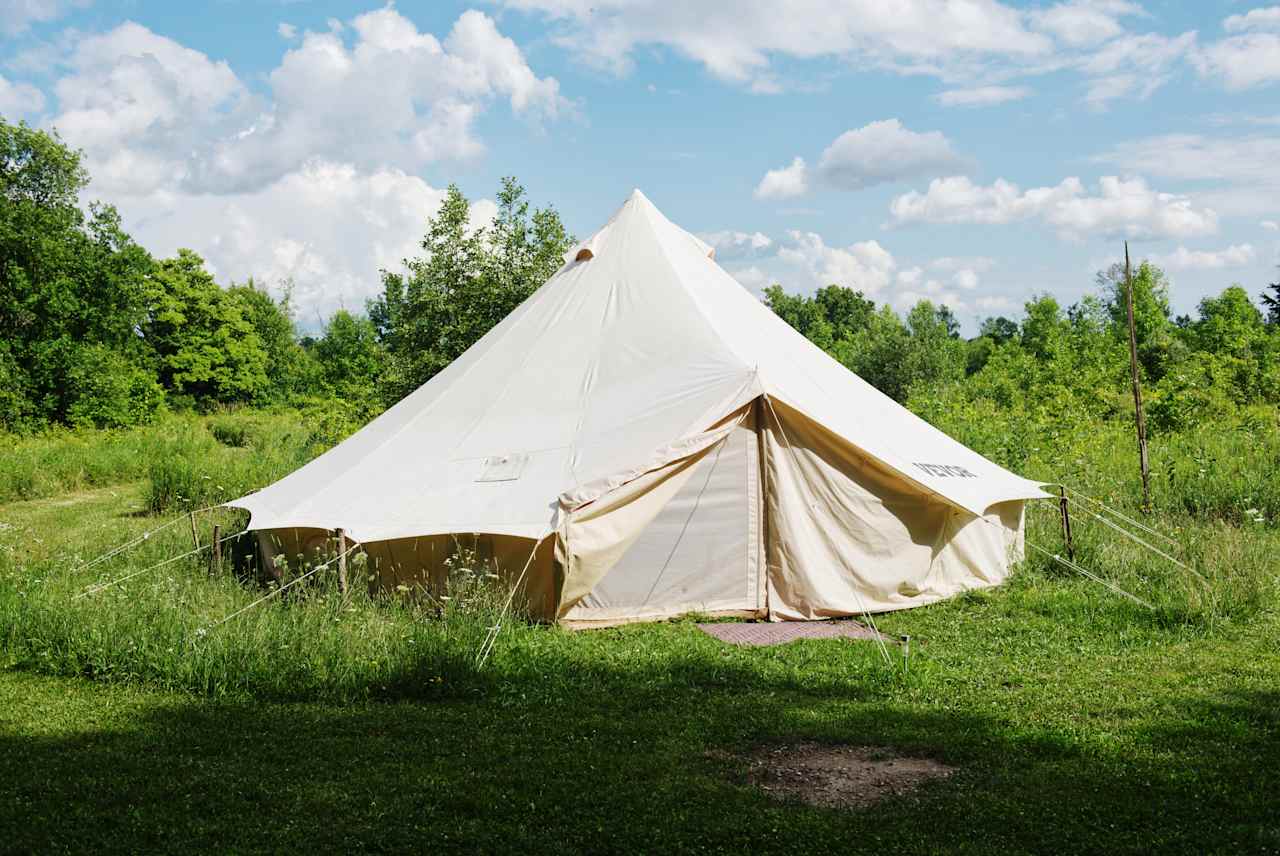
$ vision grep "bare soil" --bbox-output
[713,742,956,810]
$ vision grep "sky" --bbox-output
[2,1,1278,334]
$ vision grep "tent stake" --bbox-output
[209,524,222,577]
[336,528,349,600]
[1058,486,1074,562]
[188,511,199,551]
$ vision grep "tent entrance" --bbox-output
[560,405,765,624]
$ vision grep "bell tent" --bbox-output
[229,190,1048,625]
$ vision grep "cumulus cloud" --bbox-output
[935,85,1031,107]
[0,74,46,115]
[777,231,898,294]
[115,161,497,324]
[1152,243,1256,270]
[700,230,773,259]
[42,9,569,196]
[277,22,297,40]
[1,0,87,35]
[1223,7,1280,33]
[497,0,1053,90]
[1096,132,1280,217]
[889,174,1219,240]
[754,157,809,200]
[756,120,964,198]
[1262,220,1279,231]
[1193,33,1280,90]
[1031,0,1142,47]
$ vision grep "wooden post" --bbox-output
[189,511,200,550]
[1124,242,1152,513]
[1058,486,1074,562]
[208,524,222,577]
[336,528,348,599]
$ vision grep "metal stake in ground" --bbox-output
[336,528,349,599]
[209,524,222,577]
[1058,486,1074,562]
[1124,241,1152,513]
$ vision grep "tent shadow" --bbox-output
[2,662,1276,854]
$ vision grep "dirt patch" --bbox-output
[713,742,955,810]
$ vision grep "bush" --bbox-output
[65,345,166,429]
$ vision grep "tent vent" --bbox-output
[477,453,529,482]
[575,248,594,262]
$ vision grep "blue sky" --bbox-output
[2,1,1278,333]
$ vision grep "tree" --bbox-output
[372,178,573,404]
[1097,260,1175,381]
[227,278,318,401]
[0,118,160,425]
[314,310,384,405]
[143,250,269,405]
[979,316,1019,346]
[1262,269,1280,326]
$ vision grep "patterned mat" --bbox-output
[697,620,886,646]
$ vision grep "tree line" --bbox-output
[4,115,1279,438]
[0,118,571,431]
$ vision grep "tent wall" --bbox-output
[760,398,1024,619]
[254,528,558,622]
[561,408,763,624]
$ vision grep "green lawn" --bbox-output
[1,483,1278,854]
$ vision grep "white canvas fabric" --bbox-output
[229,189,1048,621]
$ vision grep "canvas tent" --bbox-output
[228,190,1048,625]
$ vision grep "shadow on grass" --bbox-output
[1,654,1276,855]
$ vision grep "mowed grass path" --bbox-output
[1,488,1278,854]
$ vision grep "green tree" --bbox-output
[979,316,1019,345]
[314,310,384,405]
[1098,260,1176,381]
[0,118,160,426]
[372,178,573,404]
[1261,270,1280,326]
[227,278,319,401]
[143,250,269,406]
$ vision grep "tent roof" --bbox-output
[229,190,1046,542]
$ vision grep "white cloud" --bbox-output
[1096,132,1280,217]
[277,22,297,40]
[1194,33,1280,90]
[41,9,568,196]
[498,0,1053,90]
[889,174,1219,240]
[1079,31,1196,106]
[756,119,964,198]
[729,265,770,292]
[116,161,498,324]
[1032,1,1142,47]
[952,268,980,290]
[777,231,897,294]
[1262,220,1279,231]
[929,255,996,273]
[0,73,46,115]
[1223,7,1280,33]
[1152,243,1256,271]
[815,120,965,191]
[700,230,773,259]
[935,85,1031,106]
[976,295,1015,312]
[1,0,87,35]
[754,157,808,200]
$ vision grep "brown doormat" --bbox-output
[697,620,885,646]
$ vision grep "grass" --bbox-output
[0,412,1278,853]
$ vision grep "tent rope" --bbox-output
[475,537,544,669]
[72,529,240,600]
[761,394,895,668]
[1072,505,1207,585]
[1062,486,1179,548]
[195,538,363,639]
[1025,540,1154,610]
[66,504,222,576]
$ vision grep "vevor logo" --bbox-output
[913,462,978,479]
